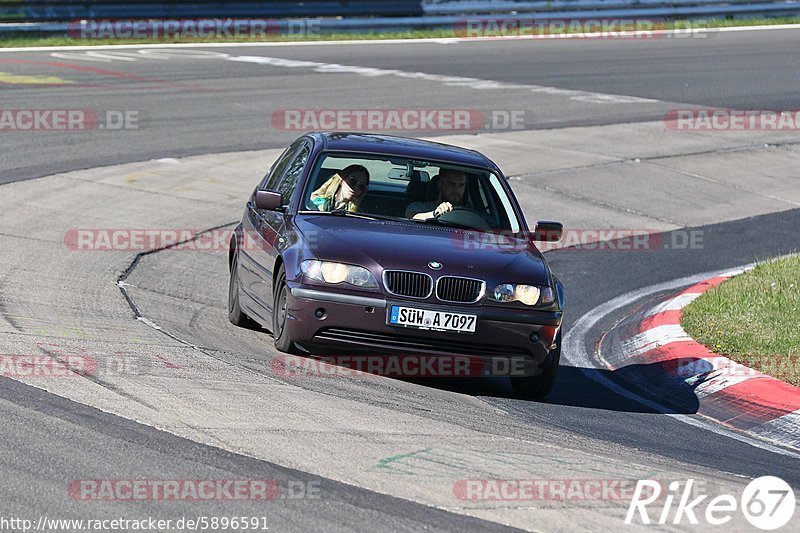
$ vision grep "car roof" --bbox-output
[307,132,497,170]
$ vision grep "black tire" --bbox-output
[228,252,260,329]
[272,265,301,354]
[510,332,561,399]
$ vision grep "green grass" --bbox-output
[1,17,799,48]
[681,256,800,386]
[693,16,800,28]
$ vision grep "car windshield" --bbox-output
[300,152,521,232]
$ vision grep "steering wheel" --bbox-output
[436,206,491,230]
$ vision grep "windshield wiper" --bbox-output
[360,213,414,223]
[299,207,417,222]
[413,218,476,230]
[300,209,392,221]
[299,208,360,217]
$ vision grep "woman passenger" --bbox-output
[310,164,370,212]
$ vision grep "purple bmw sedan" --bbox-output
[229,132,564,398]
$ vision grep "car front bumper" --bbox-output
[285,285,561,375]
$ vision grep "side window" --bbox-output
[261,139,304,190]
[277,144,311,204]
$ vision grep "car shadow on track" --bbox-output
[405,363,699,414]
[298,352,701,414]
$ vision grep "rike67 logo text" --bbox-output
[626,477,795,530]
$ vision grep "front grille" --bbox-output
[436,276,484,303]
[383,271,433,299]
[313,328,531,357]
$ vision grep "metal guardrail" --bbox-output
[423,0,800,13]
[0,1,424,22]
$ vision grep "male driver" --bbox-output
[405,169,467,220]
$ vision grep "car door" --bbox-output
[239,139,311,316]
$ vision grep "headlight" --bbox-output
[491,283,555,306]
[301,260,378,288]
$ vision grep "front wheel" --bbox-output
[510,332,561,399]
[272,265,301,354]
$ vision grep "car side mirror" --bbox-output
[532,221,563,242]
[254,190,284,211]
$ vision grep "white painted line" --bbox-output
[563,262,800,457]
[750,411,800,449]
[226,54,659,105]
[51,51,115,63]
[622,274,763,395]
[82,51,141,62]
[622,262,796,400]
[693,373,758,398]
[1,23,798,53]
[680,355,770,388]
[137,49,230,59]
[0,37,469,53]
[718,265,755,278]
[52,50,173,62]
[708,23,800,33]
[48,49,234,63]
[645,292,701,316]
[620,324,692,357]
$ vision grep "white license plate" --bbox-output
[388,305,477,333]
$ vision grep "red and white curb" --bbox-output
[600,267,800,451]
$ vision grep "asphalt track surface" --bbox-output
[1,28,800,531]
[2,27,800,182]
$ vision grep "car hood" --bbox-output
[295,215,550,285]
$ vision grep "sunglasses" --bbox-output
[345,176,368,192]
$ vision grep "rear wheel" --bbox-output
[272,265,301,354]
[228,251,260,329]
[510,332,561,399]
